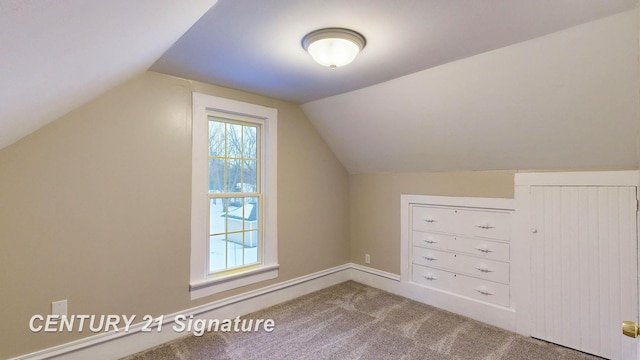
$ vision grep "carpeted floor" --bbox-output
[123,281,601,359]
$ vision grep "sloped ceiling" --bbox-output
[302,10,640,173]
[2,0,639,174]
[0,0,218,150]
[151,0,638,105]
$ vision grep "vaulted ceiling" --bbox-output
[2,0,639,173]
[0,0,218,149]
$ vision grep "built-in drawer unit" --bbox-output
[405,196,514,310]
[413,206,510,240]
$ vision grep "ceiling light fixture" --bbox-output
[301,28,366,69]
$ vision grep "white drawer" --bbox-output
[412,206,455,233]
[412,264,453,291]
[453,273,510,307]
[449,236,510,262]
[413,206,510,241]
[414,247,509,283]
[457,209,510,240]
[412,231,451,250]
[413,265,510,307]
[412,247,453,268]
[453,253,509,283]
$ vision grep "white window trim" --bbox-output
[190,92,278,300]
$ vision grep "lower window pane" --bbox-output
[244,231,259,264]
[209,234,227,273]
[226,237,245,268]
[209,196,260,273]
[210,198,227,235]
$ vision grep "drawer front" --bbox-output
[453,273,510,307]
[453,253,509,283]
[412,206,455,233]
[412,264,452,291]
[412,231,451,250]
[414,247,509,283]
[413,206,510,240]
[449,236,510,262]
[412,247,454,269]
[457,209,510,240]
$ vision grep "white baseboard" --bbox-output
[13,264,354,360]
[348,263,402,292]
[349,264,515,331]
[12,263,513,360]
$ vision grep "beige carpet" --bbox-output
[123,281,601,359]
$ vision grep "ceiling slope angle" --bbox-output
[151,0,638,104]
[0,0,219,150]
[301,9,640,174]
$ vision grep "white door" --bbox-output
[530,186,638,360]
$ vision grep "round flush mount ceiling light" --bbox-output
[301,28,366,69]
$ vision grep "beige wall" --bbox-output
[349,171,515,273]
[0,71,350,358]
[2,8,640,359]
[348,168,639,275]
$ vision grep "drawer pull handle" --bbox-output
[423,256,437,261]
[424,239,437,244]
[475,287,494,296]
[476,223,495,230]
[475,247,493,254]
[424,275,438,281]
[424,218,437,223]
[475,266,493,273]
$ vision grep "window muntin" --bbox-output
[208,117,261,274]
[190,92,278,299]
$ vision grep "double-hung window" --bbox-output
[190,93,278,299]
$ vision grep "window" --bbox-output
[208,119,260,272]
[190,93,278,299]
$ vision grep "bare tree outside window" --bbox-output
[207,117,260,273]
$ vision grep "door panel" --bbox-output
[530,186,637,360]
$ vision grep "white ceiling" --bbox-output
[2,0,639,173]
[151,0,637,104]
[302,9,640,173]
[0,0,218,150]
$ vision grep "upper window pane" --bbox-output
[243,160,257,192]
[209,118,259,194]
[208,158,224,193]
[227,123,243,159]
[244,126,257,159]
[225,159,242,193]
[208,121,225,157]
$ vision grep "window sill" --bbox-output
[190,264,279,300]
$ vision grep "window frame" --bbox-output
[190,92,278,300]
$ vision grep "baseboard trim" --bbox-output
[11,264,442,360]
[349,263,401,281]
[11,264,355,360]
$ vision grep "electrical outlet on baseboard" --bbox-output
[365,254,371,264]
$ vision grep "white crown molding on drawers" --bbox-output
[401,195,516,331]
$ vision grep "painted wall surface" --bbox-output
[0,72,350,358]
[349,171,516,273]
[303,9,640,173]
[345,10,640,275]
[2,7,640,359]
